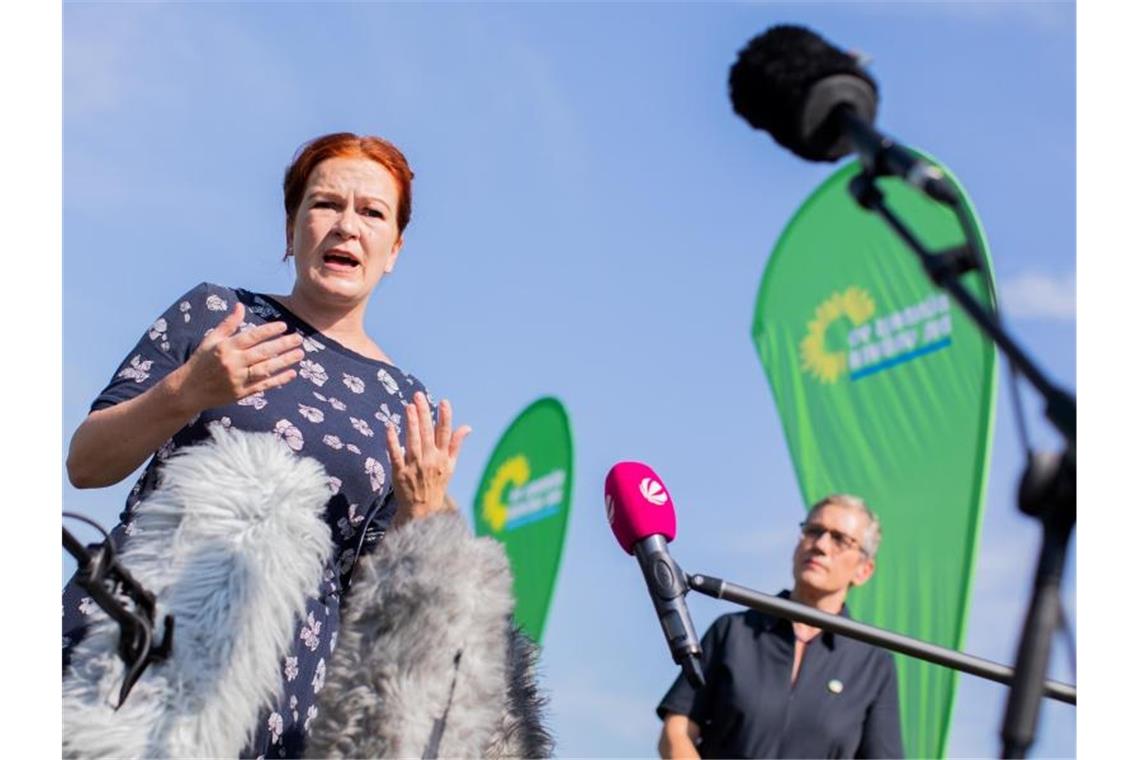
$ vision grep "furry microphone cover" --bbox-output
[63,428,335,758]
[307,511,554,759]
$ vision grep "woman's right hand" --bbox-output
[172,302,306,416]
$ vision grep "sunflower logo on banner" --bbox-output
[800,286,876,384]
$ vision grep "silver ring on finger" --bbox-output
[246,365,254,384]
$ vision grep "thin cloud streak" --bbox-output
[1000,271,1075,320]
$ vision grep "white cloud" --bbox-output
[1000,271,1075,320]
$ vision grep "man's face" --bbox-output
[792,504,875,597]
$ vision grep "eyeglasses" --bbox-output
[799,521,865,555]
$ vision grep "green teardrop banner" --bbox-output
[473,397,573,642]
[752,157,998,759]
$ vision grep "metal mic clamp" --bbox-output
[634,535,705,688]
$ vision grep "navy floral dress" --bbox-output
[62,282,438,758]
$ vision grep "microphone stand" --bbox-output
[844,168,1076,758]
[63,517,174,708]
[685,574,1075,706]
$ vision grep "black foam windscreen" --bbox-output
[729,24,879,162]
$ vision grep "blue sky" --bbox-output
[48,2,1084,756]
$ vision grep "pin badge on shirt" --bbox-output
[828,679,844,694]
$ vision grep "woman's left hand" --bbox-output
[386,392,471,528]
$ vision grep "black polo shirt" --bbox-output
[657,592,904,758]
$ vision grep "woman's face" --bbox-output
[791,504,875,598]
[287,156,403,309]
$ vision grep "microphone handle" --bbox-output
[634,535,705,688]
[835,106,960,206]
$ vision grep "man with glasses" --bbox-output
[656,494,903,758]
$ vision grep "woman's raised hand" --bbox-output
[386,392,472,528]
[175,302,306,415]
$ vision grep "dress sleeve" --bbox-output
[90,282,236,412]
[856,651,906,758]
[655,614,729,724]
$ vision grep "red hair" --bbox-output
[283,132,414,236]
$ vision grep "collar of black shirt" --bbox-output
[756,589,852,650]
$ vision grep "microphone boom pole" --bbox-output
[687,573,1076,706]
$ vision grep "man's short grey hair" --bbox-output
[808,493,882,558]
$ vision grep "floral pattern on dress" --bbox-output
[299,359,328,387]
[64,283,439,760]
[298,403,324,423]
[312,658,326,694]
[349,417,374,438]
[376,368,399,395]
[342,373,365,394]
[238,392,268,410]
[375,402,401,431]
[300,612,321,652]
[148,317,168,341]
[249,297,281,321]
[284,656,299,682]
[268,712,283,744]
[274,419,304,451]
[149,318,171,350]
[365,457,386,492]
[117,355,153,383]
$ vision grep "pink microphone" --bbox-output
[605,461,704,687]
[605,461,676,554]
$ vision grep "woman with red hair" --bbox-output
[63,133,471,757]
